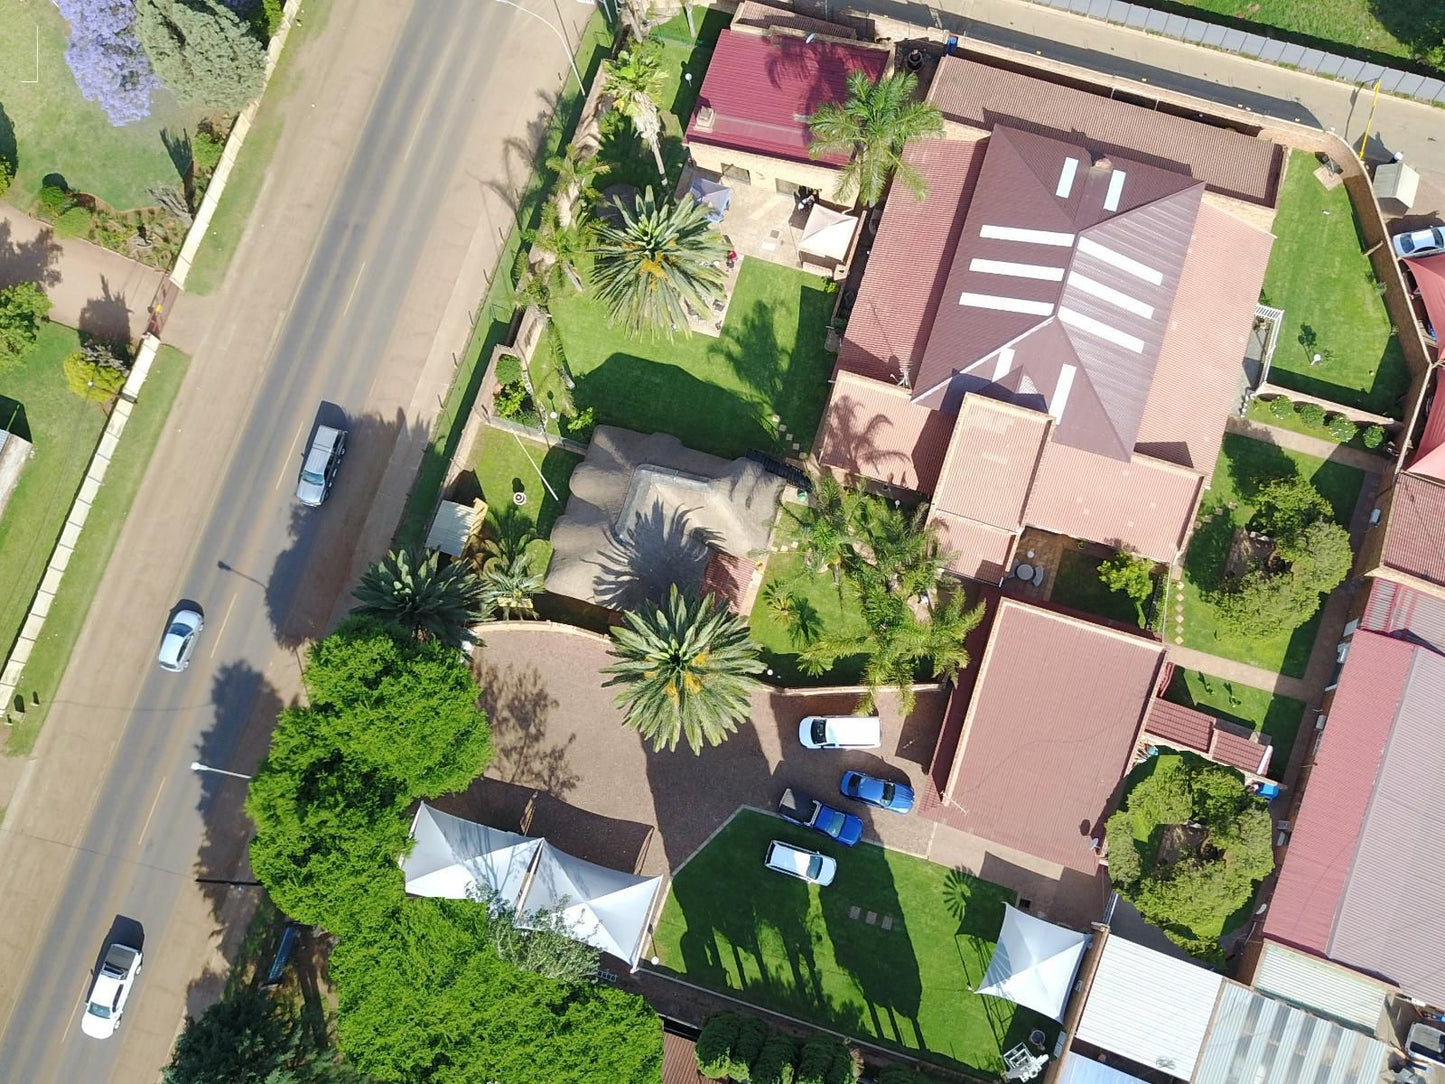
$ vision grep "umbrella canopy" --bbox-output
[688,176,732,223]
[978,904,1089,1021]
[798,203,858,263]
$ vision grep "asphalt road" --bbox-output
[0,2,573,1079]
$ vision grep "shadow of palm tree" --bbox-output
[589,498,719,610]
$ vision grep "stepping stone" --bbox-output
[881,915,894,930]
[1175,635,1184,644]
[849,906,861,919]
[771,414,780,423]
[865,911,877,925]
[791,442,800,451]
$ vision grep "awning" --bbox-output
[977,904,1089,1022]
[688,176,731,223]
[797,203,858,263]
[1405,255,1445,352]
[401,803,541,902]
[1057,1055,1151,1084]
[425,499,484,557]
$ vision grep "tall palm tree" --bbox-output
[603,43,668,180]
[546,142,610,227]
[863,499,950,599]
[806,70,944,207]
[478,549,546,620]
[352,547,489,647]
[591,186,728,338]
[522,201,593,302]
[787,473,864,587]
[601,585,764,754]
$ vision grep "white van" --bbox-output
[798,715,882,750]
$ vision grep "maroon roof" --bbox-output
[911,127,1203,462]
[942,600,1165,871]
[1381,472,1445,588]
[1264,632,1415,956]
[685,29,890,168]
[1144,698,1213,754]
[1412,370,1445,464]
[836,139,986,384]
[663,1031,706,1084]
[1361,577,1445,654]
[1208,721,1271,776]
[816,370,953,492]
[929,57,1281,206]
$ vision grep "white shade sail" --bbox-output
[401,803,541,903]
[798,203,858,262]
[978,904,1089,1022]
[522,842,664,966]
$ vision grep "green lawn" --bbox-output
[1261,150,1411,418]
[652,810,1052,1076]
[5,345,189,753]
[544,259,836,460]
[749,546,870,685]
[1163,668,1305,780]
[469,427,579,572]
[1166,0,1436,67]
[1244,398,1385,455]
[1048,548,1151,628]
[0,3,208,209]
[1180,433,1364,678]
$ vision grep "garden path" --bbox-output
[1224,414,1390,473]
[1164,644,1310,700]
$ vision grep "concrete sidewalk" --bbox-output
[0,209,163,343]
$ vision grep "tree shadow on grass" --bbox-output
[0,103,16,178]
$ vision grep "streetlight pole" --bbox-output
[191,761,252,781]
[492,0,584,94]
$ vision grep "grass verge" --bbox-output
[1163,667,1305,780]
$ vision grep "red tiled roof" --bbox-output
[730,2,859,38]
[1143,698,1213,754]
[699,549,758,614]
[1264,632,1415,955]
[1136,203,1274,471]
[942,600,1165,872]
[1381,472,1445,588]
[816,371,953,493]
[835,139,986,384]
[1209,721,1271,776]
[663,1031,706,1084]
[685,29,889,168]
[1025,445,1202,562]
[933,396,1050,530]
[929,57,1281,206]
[933,511,1017,584]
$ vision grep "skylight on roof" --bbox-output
[1076,237,1163,285]
[980,224,1075,247]
[1066,272,1155,318]
[959,292,1055,316]
[1103,169,1128,212]
[1056,157,1079,199]
[1050,364,1077,422]
[1058,306,1145,352]
[968,258,1066,281]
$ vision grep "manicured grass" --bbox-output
[1261,151,1411,418]
[1163,668,1305,780]
[5,345,189,754]
[1180,433,1364,678]
[544,259,836,460]
[652,810,1052,1076]
[749,546,870,685]
[469,427,579,569]
[1048,548,1150,628]
[1166,0,1434,66]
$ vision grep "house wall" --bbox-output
[686,142,841,196]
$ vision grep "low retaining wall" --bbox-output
[1255,385,1397,430]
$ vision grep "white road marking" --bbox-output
[402,121,423,164]
[210,594,238,658]
[274,421,307,490]
[342,261,367,317]
[139,777,167,843]
[64,998,82,1041]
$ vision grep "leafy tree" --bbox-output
[806,70,944,206]
[353,546,489,647]
[57,0,159,126]
[0,283,54,372]
[603,42,667,179]
[752,1031,800,1084]
[696,1014,743,1079]
[732,1017,770,1079]
[331,898,662,1084]
[1098,551,1155,603]
[470,888,600,984]
[521,201,593,306]
[135,0,266,110]
[0,159,10,201]
[546,142,609,226]
[192,121,226,173]
[591,186,728,338]
[1103,810,1142,887]
[63,348,127,401]
[602,585,764,754]
[1252,475,1331,544]
[478,549,546,620]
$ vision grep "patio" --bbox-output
[999,528,1065,603]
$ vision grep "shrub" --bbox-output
[1362,424,1386,450]
[64,350,128,402]
[38,182,72,218]
[0,159,11,200]
[494,354,523,387]
[1326,414,1358,443]
[731,1017,770,1082]
[696,1014,743,1080]
[191,123,226,174]
[1267,395,1292,419]
[1104,809,1142,887]
[564,404,597,441]
[0,282,54,372]
[751,1032,799,1084]
[54,206,93,239]
[493,381,527,419]
[1098,550,1155,603]
[1296,401,1326,428]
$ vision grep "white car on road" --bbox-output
[157,609,204,673]
[764,840,837,886]
[80,944,142,1039]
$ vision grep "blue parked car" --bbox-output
[777,788,865,846]
[839,771,915,814]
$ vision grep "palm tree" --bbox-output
[352,547,489,647]
[591,187,728,338]
[478,549,547,620]
[863,499,950,599]
[601,585,764,754]
[603,43,668,180]
[787,473,864,587]
[806,70,944,206]
[546,142,610,227]
[522,201,593,303]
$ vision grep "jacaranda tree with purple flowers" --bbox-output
[57,0,159,127]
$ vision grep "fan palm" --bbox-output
[546,142,610,226]
[601,585,764,754]
[479,549,546,620]
[352,547,489,647]
[806,70,944,206]
[603,43,668,180]
[591,186,728,338]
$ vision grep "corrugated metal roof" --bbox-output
[1361,577,1445,654]
[1264,632,1415,954]
[730,2,859,38]
[1382,471,1445,588]
[1327,646,1445,1005]
[933,510,1017,584]
[699,549,757,613]
[1075,935,1222,1080]
[836,139,986,384]
[1143,698,1214,754]
[1253,940,1389,1034]
[1193,983,1386,1084]
[816,370,953,492]
[942,600,1164,871]
[933,395,1051,529]
[1412,369,1445,463]
[685,29,889,167]
[1057,1056,1151,1084]
[929,58,1281,206]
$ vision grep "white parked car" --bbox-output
[81,944,142,1039]
[764,840,837,886]
[157,608,204,673]
[295,423,348,507]
[1392,226,1445,260]
[798,715,881,750]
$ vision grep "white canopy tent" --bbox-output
[978,904,1090,1022]
[400,803,665,968]
[797,203,859,263]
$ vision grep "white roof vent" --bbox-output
[696,105,716,131]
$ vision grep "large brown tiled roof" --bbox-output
[929,57,1281,206]
[699,549,758,614]
[816,370,953,492]
[1143,698,1213,754]
[933,511,1018,584]
[933,396,1050,529]
[942,599,1165,872]
[1381,472,1445,588]
[836,139,986,384]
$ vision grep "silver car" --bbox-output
[80,943,142,1039]
[1392,225,1445,260]
[157,609,203,672]
[764,840,837,886]
[296,424,347,507]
